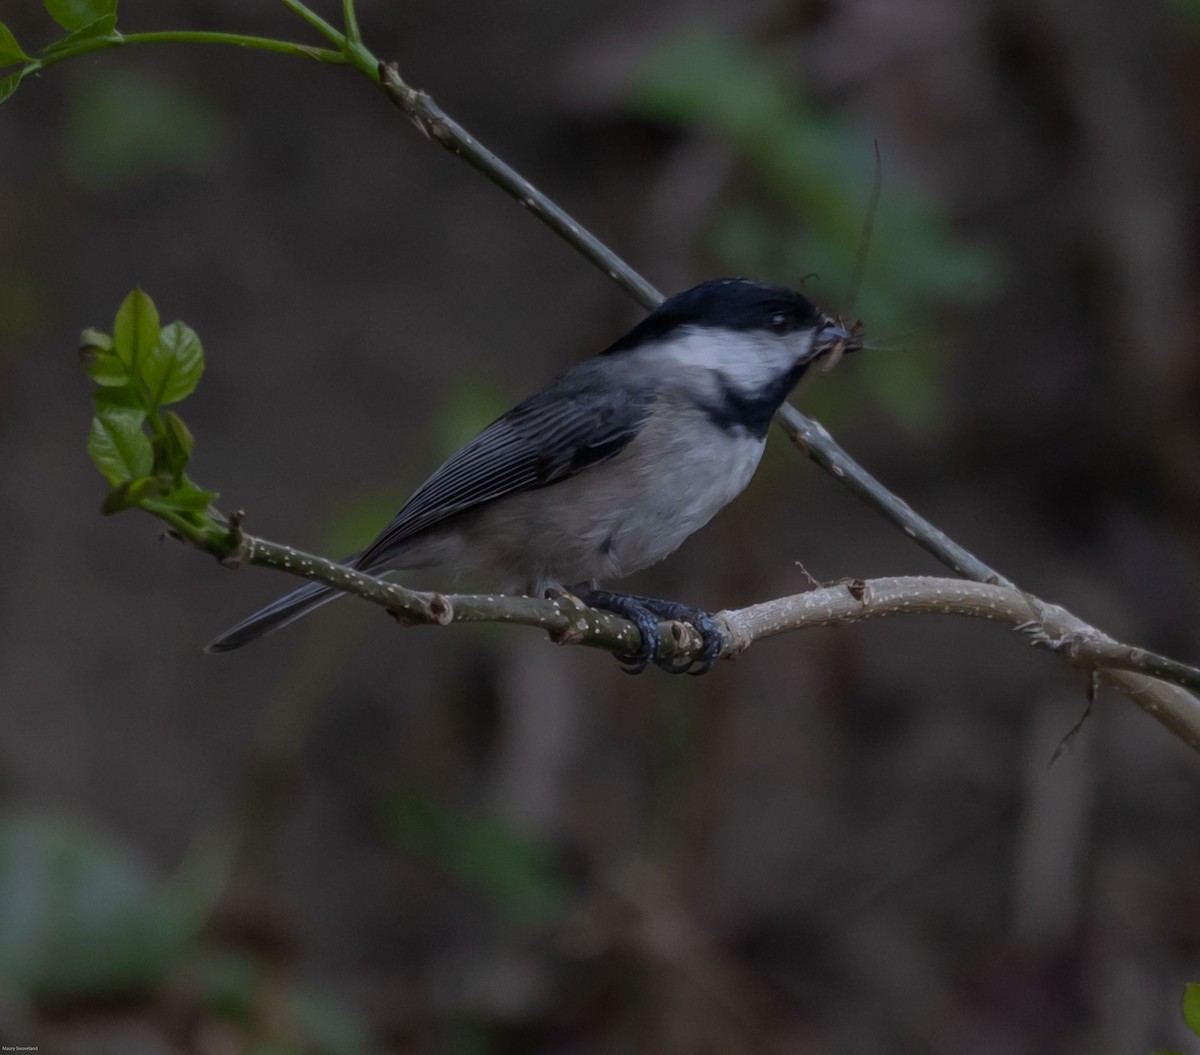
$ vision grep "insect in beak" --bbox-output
[814,318,865,373]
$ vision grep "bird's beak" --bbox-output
[812,322,864,359]
[810,321,864,374]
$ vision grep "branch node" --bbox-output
[714,612,750,657]
[387,606,421,627]
[1028,625,1102,667]
[219,510,250,568]
[547,621,586,646]
[378,60,439,139]
[426,592,454,625]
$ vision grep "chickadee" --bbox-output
[207,278,861,671]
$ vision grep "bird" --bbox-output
[206,278,861,672]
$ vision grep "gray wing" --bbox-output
[356,359,658,568]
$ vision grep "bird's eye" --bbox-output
[769,312,792,334]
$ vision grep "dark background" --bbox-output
[1,0,1199,1051]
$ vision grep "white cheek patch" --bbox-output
[659,325,815,391]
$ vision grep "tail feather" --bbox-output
[205,579,343,653]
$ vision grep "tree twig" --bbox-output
[377,62,664,311]
[190,524,1200,749]
[773,405,1015,587]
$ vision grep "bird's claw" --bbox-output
[581,591,725,675]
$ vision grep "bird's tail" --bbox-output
[206,578,344,653]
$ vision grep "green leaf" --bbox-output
[0,23,30,66]
[87,353,129,387]
[0,64,36,105]
[101,474,169,515]
[154,412,194,477]
[88,406,151,486]
[42,0,117,33]
[39,13,118,57]
[112,288,159,377]
[92,385,141,412]
[157,479,217,514]
[79,327,113,355]
[143,321,203,407]
[158,410,194,475]
[165,411,193,458]
[1184,982,1200,1036]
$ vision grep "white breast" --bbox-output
[452,393,768,592]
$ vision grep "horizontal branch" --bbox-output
[190,520,1200,753]
[723,579,1200,753]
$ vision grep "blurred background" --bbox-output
[1,0,1200,1051]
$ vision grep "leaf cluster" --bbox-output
[1,0,121,103]
[82,289,216,523]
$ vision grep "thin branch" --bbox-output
[773,405,1015,587]
[195,526,657,658]
[342,0,363,45]
[274,0,346,50]
[377,63,665,310]
[723,578,1200,753]
[30,31,346,74]
[188,522,1200,750]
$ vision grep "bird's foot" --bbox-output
[580,590,725,675]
